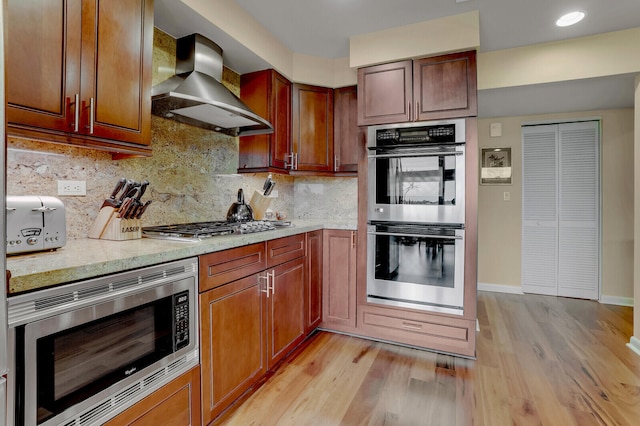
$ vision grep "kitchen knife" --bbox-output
[264,180,276,196]
[136,200,152,219]
[101,177,127,208]
[118,198,134,219]
[262,174,272,193]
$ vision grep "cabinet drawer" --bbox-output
[199,243,266,292]
[267,234,305,267]
[362,311,468,341]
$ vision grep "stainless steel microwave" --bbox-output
[6,258,199,426]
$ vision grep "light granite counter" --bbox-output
[7,220,357,294]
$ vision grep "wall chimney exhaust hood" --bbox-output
[152,34,273,137]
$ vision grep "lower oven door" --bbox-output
[367,223,465,315]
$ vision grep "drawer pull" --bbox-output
[401,321,423,330]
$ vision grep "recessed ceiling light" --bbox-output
[556,11,585,27]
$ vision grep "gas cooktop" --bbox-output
[142,220,277,242]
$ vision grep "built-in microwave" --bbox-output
[368,119,466,224]
[6,258,199,426]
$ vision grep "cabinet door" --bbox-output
[104,366,201,426]
[357,61,412,126]
[81,0,153,145]
[334,86,363,174]
[267,257,305,368]
[200,275,267,423]
[6,0,82,133]
[239,69,291,172]
[291,84,334,173]
[413,50,477,121]
[322,230,357,329]
[305,230,323,333]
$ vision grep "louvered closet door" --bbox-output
[557,122,599,299]
[521,121,600,299]
[522,125,559,296]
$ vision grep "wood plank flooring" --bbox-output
[215,292,640,425]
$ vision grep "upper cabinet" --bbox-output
[291,83,334,174]
[239,73,360,177]
[239,69,292,172]
[357,50,477,125]
[6,0,154,156]
[333,86,363,175]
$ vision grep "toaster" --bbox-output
[6,195,67,254]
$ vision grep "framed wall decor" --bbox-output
[481,147,512,185]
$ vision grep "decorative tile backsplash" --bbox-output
[5,28,357,239]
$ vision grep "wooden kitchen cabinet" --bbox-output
[239,69,292,172]
[321,230,357,331]
[305,230,323,333]
[333,86,363,175]
[291,83,334,174]
[198,233,310,422]
[267,257,306,368]
[104,366,201,426]
[6,0,154,156]
[200,274,267,423]
[357,50,477,125]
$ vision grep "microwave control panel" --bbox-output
[173,290,190,350]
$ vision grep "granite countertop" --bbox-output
[7,220,357,294]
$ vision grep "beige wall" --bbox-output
[478,108,634,300]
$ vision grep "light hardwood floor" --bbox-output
[216,291,640,425]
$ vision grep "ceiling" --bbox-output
[154,0,640,118]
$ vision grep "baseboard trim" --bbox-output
[477,282,524,295]
[627,336,640,358]
[599,295,634,307]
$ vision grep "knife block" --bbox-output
[250,190,272,220]
[89,213,142,241]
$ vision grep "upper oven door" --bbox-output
[368,144,465,224]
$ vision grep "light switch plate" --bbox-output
[503,191,511,201]
[490,122,502,137]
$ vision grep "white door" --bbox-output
[522,121,600,299]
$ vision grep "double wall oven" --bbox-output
[367,119,467,315]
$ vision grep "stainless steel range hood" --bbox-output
[152,34,273,137]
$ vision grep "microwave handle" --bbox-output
[367,230,462,240]
[368,151,463,159]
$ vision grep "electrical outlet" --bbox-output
[58,180,86,196]
[269,190,279,198]
[503,191,511,201]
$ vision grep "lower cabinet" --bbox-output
[305,230,323,333]
[321,229,357,331]
[267,257,306,368]
[104,366,201,426]
[198,233,310,424]
[199,274,266,423]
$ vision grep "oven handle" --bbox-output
[368,151,463,159]
[367,230,462,240]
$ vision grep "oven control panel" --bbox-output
[173,290,190,350]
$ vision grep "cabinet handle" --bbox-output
[285,153,294,170]
[335,155,339,171]
[259,273,271,298]
[408,101,412,122]
[351,231,356,249]
[415,102,420,122]
[401,321,423,330]
[88,97,95,134]
[71,94,80,132]
[269,270,275,295]
[294,153,298,170]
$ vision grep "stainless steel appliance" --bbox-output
[6,258,199,426]
[368,119,466,224]
[142,220,277,242]
[367,222,465,315]
[6,196,67,254]
[1,2,7,423]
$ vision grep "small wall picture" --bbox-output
[481,148,512,185]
